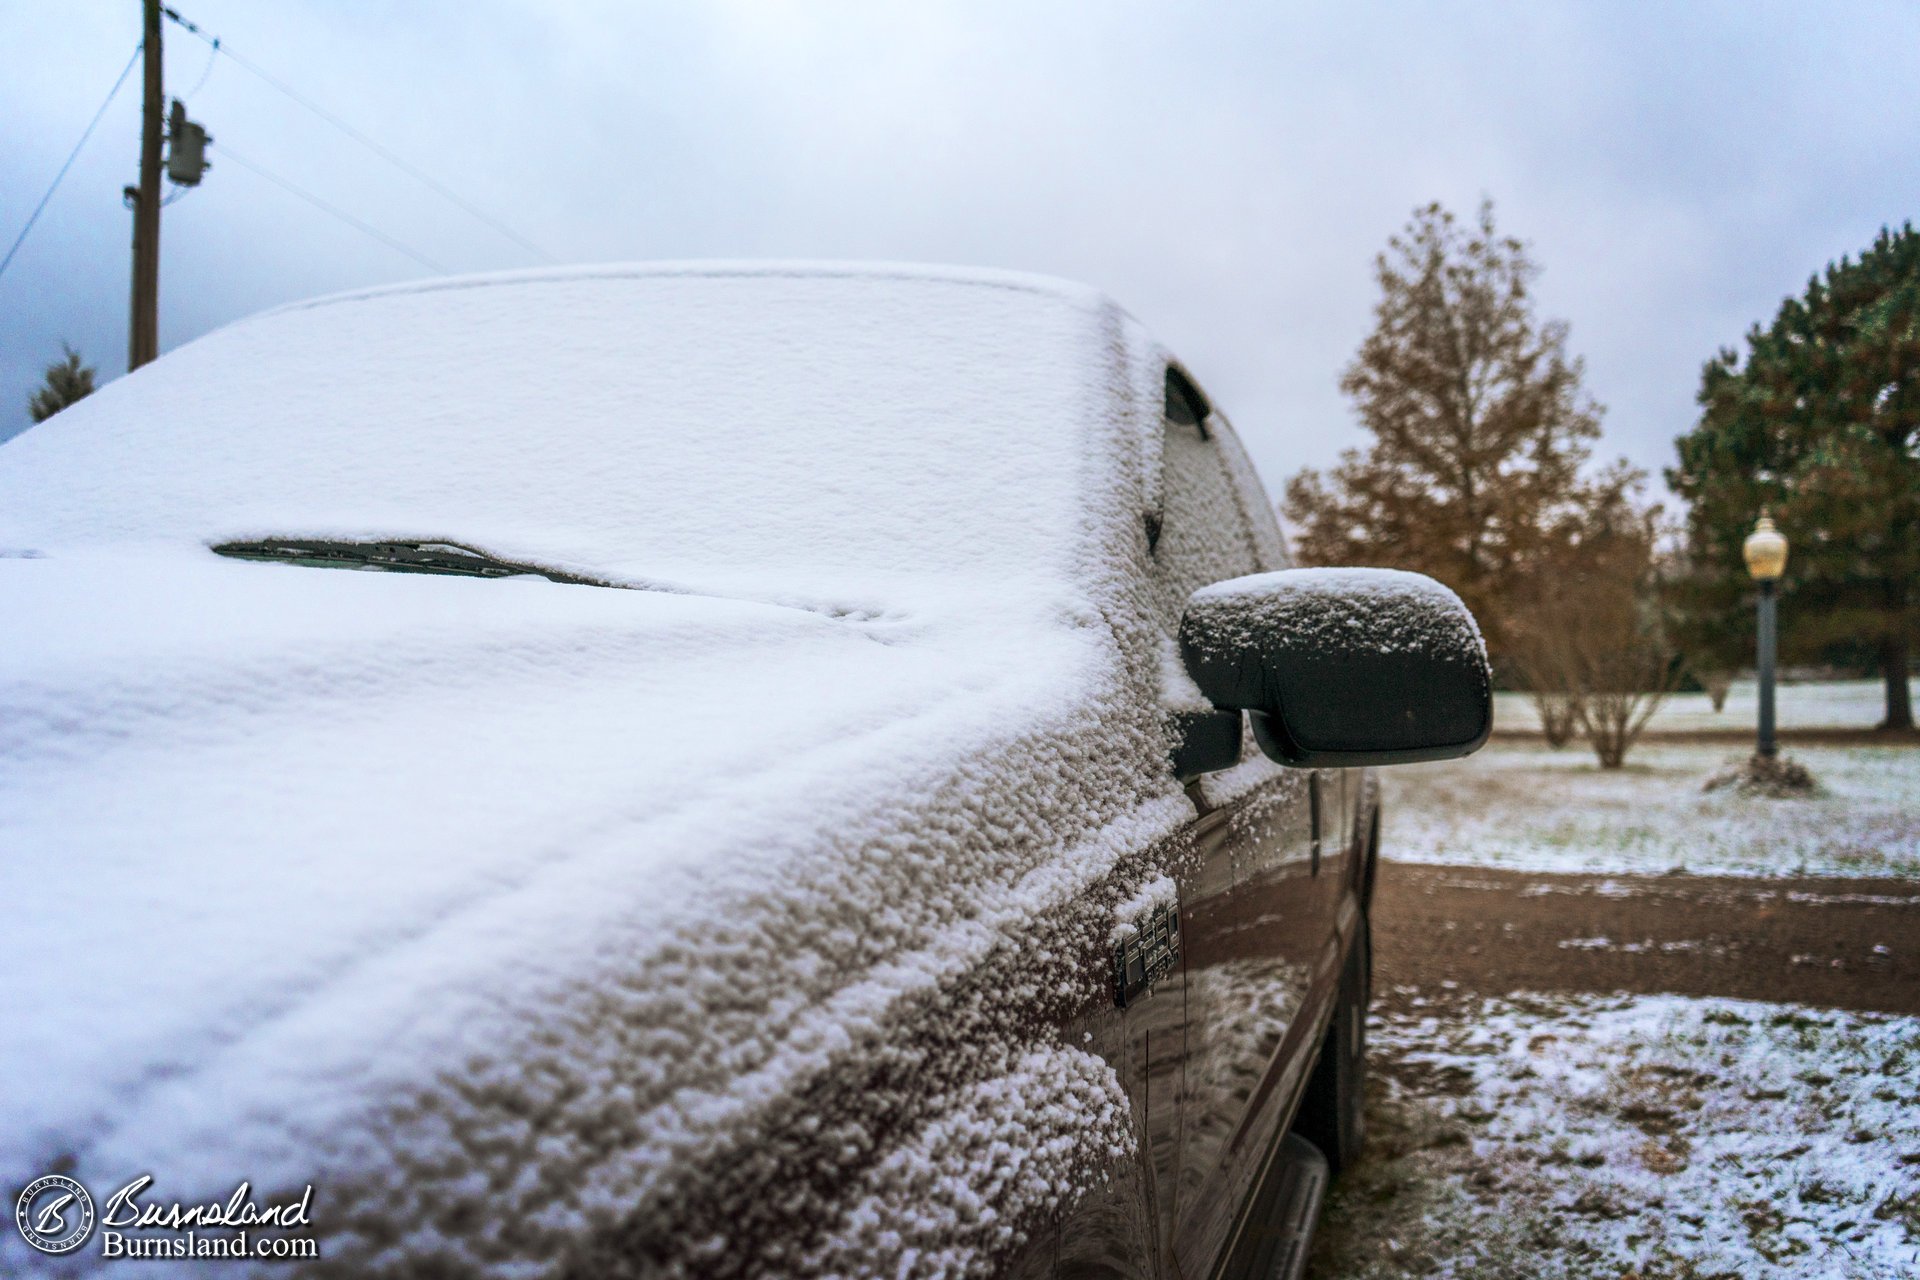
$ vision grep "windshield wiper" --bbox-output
[211,539,607,587]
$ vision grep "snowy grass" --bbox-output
[1310,991,1920,1279]
[1384,741,1920,878]
[1493,678,1892,736]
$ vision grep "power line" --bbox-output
[0,42,144,284]
[218,144,447,274]
[177,34,218,102]
[162,6,554,264]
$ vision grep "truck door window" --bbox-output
[1165,366,1209,432]
[1150,365,1259,631]
[1206,410,1291,572]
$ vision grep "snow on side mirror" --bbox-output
[1178,568,1492,767]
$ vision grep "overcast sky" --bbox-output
[3,1,1916,503]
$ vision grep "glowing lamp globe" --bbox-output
[1743,513,1788,581]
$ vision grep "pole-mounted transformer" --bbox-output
[165,98,211,187]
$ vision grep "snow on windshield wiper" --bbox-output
[211,539,890,624]
[211,539,607,587]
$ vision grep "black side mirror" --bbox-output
[1178,568,1492,767]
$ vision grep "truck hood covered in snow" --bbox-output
[0,545,1163,1273]
[0,265,1193,1275]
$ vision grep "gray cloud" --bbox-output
[4,0,1917,503]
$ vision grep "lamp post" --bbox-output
[1742,512,1789,758]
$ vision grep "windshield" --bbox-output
[0,267,1129,611]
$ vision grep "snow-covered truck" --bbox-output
[0,263,1490,1278]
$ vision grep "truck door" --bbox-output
[1147,376,1345,1275]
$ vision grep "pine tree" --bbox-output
[1283,199,1638,661]
[28,344,96,423]
[1668,223,1919,730]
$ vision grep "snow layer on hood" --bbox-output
[0,264,1211,1277]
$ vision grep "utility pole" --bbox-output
[127,0,162,371]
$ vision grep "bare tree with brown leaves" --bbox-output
[1696,670,1732,713]
[1512,504,1680,768]
[1528,690,1582,748]
[1284,199,1638,663]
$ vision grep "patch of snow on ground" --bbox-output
[1493,678,1896,735]
[1313,990,1920,1279]
[1556,937,1718,956]
[1385,740,1920,878]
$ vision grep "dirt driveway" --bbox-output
[1303,863,1920,1279]
[1371,861,1920,1015]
